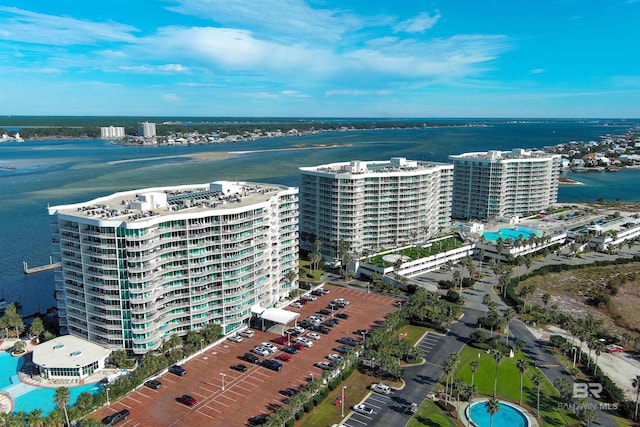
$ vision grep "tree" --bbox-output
[53,387,71,427]
[504,308,516,346]
[492,351,503,397]
[26,409,44,427]
[541,293,551,307]
[516,359,528,405]
[531,370,543,417]
[632,375,640,420]
[582,407,597,427]
[485,397,500,427]
[593,341,604,375]
[29,317,45,344]
[470,360,479,391]
[2,304,24,338]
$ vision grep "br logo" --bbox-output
[573,382,602,399]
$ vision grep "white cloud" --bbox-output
[114,64,189,74]
[167,0,360,44]
[325,89,392,96]
[281,90,309,98]
[394,11,441,33]
[0,7,138,46]
[162,93,180,102]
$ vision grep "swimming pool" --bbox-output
[0,351,103,415]
[469,400,529,427]
[482,226,542,242]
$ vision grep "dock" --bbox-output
[23,259,61,274]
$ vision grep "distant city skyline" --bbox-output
[1,1,639,118]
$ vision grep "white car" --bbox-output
[327,353,343,362]
[227,335,243,343]
[301,294,317,301]
[371,382,391,395]
[261,342,278,353]
[290,302,304,309]
[306,332,321,340]
[333,298,349,306]
[353,404,374,415]
[292,326,306,334]
[239,329,255,338]
[295,337,313,347]
[253,346,270,357]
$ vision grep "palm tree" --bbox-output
[593,341,604,375]
[531,370,543,418]
[504,307,516,346]
[470,360,479,391]
[27,409,44,427]
[485,397,500,427]
[492,351,503,397]
[53,387,71,427]
[632,375,640,420]
[516,359,528,405]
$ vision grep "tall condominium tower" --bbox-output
[137,122,156,137]
[100,126,125,139]
[299,157,453,264]
[48,181,298,354]
[449,149,561,220]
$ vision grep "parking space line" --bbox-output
[199,405,222,415]
[349,416,369,424]
[224,388,244,398]
[195,408,218,420]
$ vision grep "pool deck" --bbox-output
[457,397,540,427]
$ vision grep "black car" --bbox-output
[327,303,339,310]
[355,329,371,336]
[311,289,324,297]
[248,414,270,425]
[325,318,340,326]
[338,337,360,346]
[335,313,349,319]
[168,365,187,376]
[242,352,261,364]
[282,345,298,354]
[231,363,248,372]
[313,325,331,334]
[279,388,299,397]
[262,359,283,371]
[101,409,130,426]
[334,345,354,354]
[318,308,331,315]
[144,379,162,390]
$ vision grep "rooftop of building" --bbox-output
[299,157,452,175]
[48,181,296,222]
[31,335,111,369]
[450,148,560,161]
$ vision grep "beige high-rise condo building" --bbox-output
[137,121,156,137]
[100,126,125,139]
[48,181,298,354]
[449,149,561,220]
[299,157,453,265]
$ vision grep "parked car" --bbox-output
[605,344,624,353]
[231,363,248,372]
[253,346,271,357]
[273,335,289,345]
[261,342,278,353]
[327,353,343,362]
[279,388,299,397]
[177,394,197,406]
[292,326,306,334]
[332,298,349,306]
[353,404,374,415]
[262,359,283,371]
[371,382,392,395]
[242,352,261,364]
[282,345,298,354]
[334,345,353,354]
[301,294,317,301]
[228,334,243,343]
[409,402,418,414]
[295,337,313,347]
[338,337,360,346]
[285,328,301,336]
[315,361,336,371]
[318,308,331,315]
[144,379,162,390]
[295,299,308,305]
[324,318,340,327]
[239,329,255,338]
[335,313,349,319]
[247,414,270,425]
[276,353,292,362]
[313,325,331,334]
[168,365,187,376]
[311,289,325,297]
[312,313,325,321]
[101,409,130,425]
[306,332,321,340]
[290,302,304,309]
[292,342,305,351]
[355,329,371,336]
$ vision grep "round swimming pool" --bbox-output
[469,400,529,427]
[482,226,542,242]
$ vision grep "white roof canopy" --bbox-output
[251,306,299,325]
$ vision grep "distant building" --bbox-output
[299,157,453,265]
[48,181,299,354]
[137,122,156,138]
[100,126,125,139]
[449,149,561,220]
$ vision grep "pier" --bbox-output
[22,258,60,274]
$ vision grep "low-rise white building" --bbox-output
[31,335,111,381]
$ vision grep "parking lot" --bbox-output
[91,285,400,426]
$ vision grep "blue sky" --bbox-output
[1,0,638,118]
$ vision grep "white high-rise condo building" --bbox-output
[299,157,453,264]
[100,126,125,139]
[449,149,561,220]
[48,181,298,354]
[137,122,156,137]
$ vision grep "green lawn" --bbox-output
[453,346,581,427]
[406,399,458,427]
[394,325,432,347]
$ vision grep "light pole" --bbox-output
[287,332,291,347]
[200,339,204,354]
[571,347,577,369]
[106,387,110,406]
[220,373,226,391]
[341,386,346,417]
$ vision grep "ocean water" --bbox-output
[1,119,639,313]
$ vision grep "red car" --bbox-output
[605,344,624,353]
[292,342,305,351]
[272,336,289,345]
[276,353,292,362]
[295,299,308,305]
[178,394,197,406]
